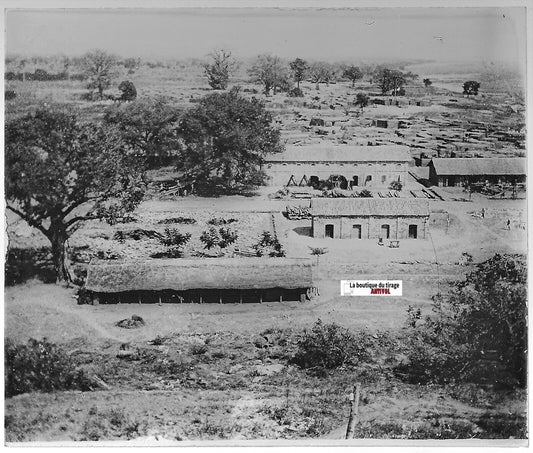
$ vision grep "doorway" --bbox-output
[352,224,362,239]
[409,224,418,239]
[381,224,390,239]
[325,224,334,238]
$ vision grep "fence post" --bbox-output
[345,383,361,439]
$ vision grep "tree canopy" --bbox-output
[103,97,181,166]
[80,49,119,100]
[463,80,480,97]
[289,58,309,89]
[248,54,290,95]
[5,107,145,281]
[374,68,416,96]
[203,49,238,90]
[176,87,283,192]
[343,65,363,87]
[355,93,370,111]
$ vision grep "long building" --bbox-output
[310,198,430,240]
[429,158,526,187]
[263,144,412,188]
[82,258,314,304]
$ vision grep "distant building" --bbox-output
[263,144,413,188]
[83,258,314,305]
[429,158,526,187]
[310,198,430,240]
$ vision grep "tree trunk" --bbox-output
[49,221,71,283]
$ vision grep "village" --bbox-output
[3,7,528,445]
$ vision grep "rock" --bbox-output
[253,336,269,348]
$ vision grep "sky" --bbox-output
[5,7,527,65]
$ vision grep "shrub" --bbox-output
[253,231,285,257]
[78,407,145,441]
[159,227,191,257]
[207,217,238,225]
[388,180,403,191]
[291,319,373,370]
[398,254,527,387]
[5,90,16,101]
[118,80,137,101]
[358,189,373,198]
[288,87,304,97]
[218,227,238,248]
[157,217,196,225]
[5,338,91,397]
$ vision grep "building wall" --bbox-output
[265,161,408,187]
[433,174,525,188]
[312,215,428,239]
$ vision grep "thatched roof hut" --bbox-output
[85,258,313,294]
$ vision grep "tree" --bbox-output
[203,49,238,90]
[5,107,146,282]
[81,49,119,100]
[401,254,526,387]
[374,68,416,96]
[309,246,328,266]
[118,80,137,101]
[248,54,290,95]
[308,61,335,88]
[463,80,480,97]
[103,97,180,166]
[289,58,309,89]
[177,87,283,192]
[423,78,432,90]
[343,65,363,87]
[354,93,370,112]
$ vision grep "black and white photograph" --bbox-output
[2,2,529,447]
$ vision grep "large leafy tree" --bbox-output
[308,61,336,87]
[343,65,363,87]
[5,107,146,282]
[375,68,416,96]
[203,49,238,90]
[103,97,181,166]
[289,58,309,89]
[81,49,119,100]
[177,87,283,192]
[248,54,290,95]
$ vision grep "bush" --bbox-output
[288,87,304,97]
[5,338,91,397]
[79,407,145,441]
[358,189,373,198]
[207,217,238,225]
[118,80,137,101]
[5,90,16,101]
[388,180,403,191]
[291,319,373,370]
[398,254,527,387]
[218,227,238,248]
[157,217,196,225]
[253,231,285,257]
[200,226,237,250]
[159,227,191,257]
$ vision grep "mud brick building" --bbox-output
[429,158,526,187]
[310,198,430,240]
[263,144,412,188]
[83,258,315,305]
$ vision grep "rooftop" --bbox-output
[310,198,430,217]
[265,145,412,163]
[430,158,526,176]
[85,258,314,293]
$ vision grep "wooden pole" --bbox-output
[345,383,361,440]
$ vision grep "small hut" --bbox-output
[83,258,315,305]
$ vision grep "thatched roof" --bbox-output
[310,198,430,217]
[430,158,526,176]
[265,145,412,163]
[85,258,313,293]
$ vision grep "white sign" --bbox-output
[341,280,402,296]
